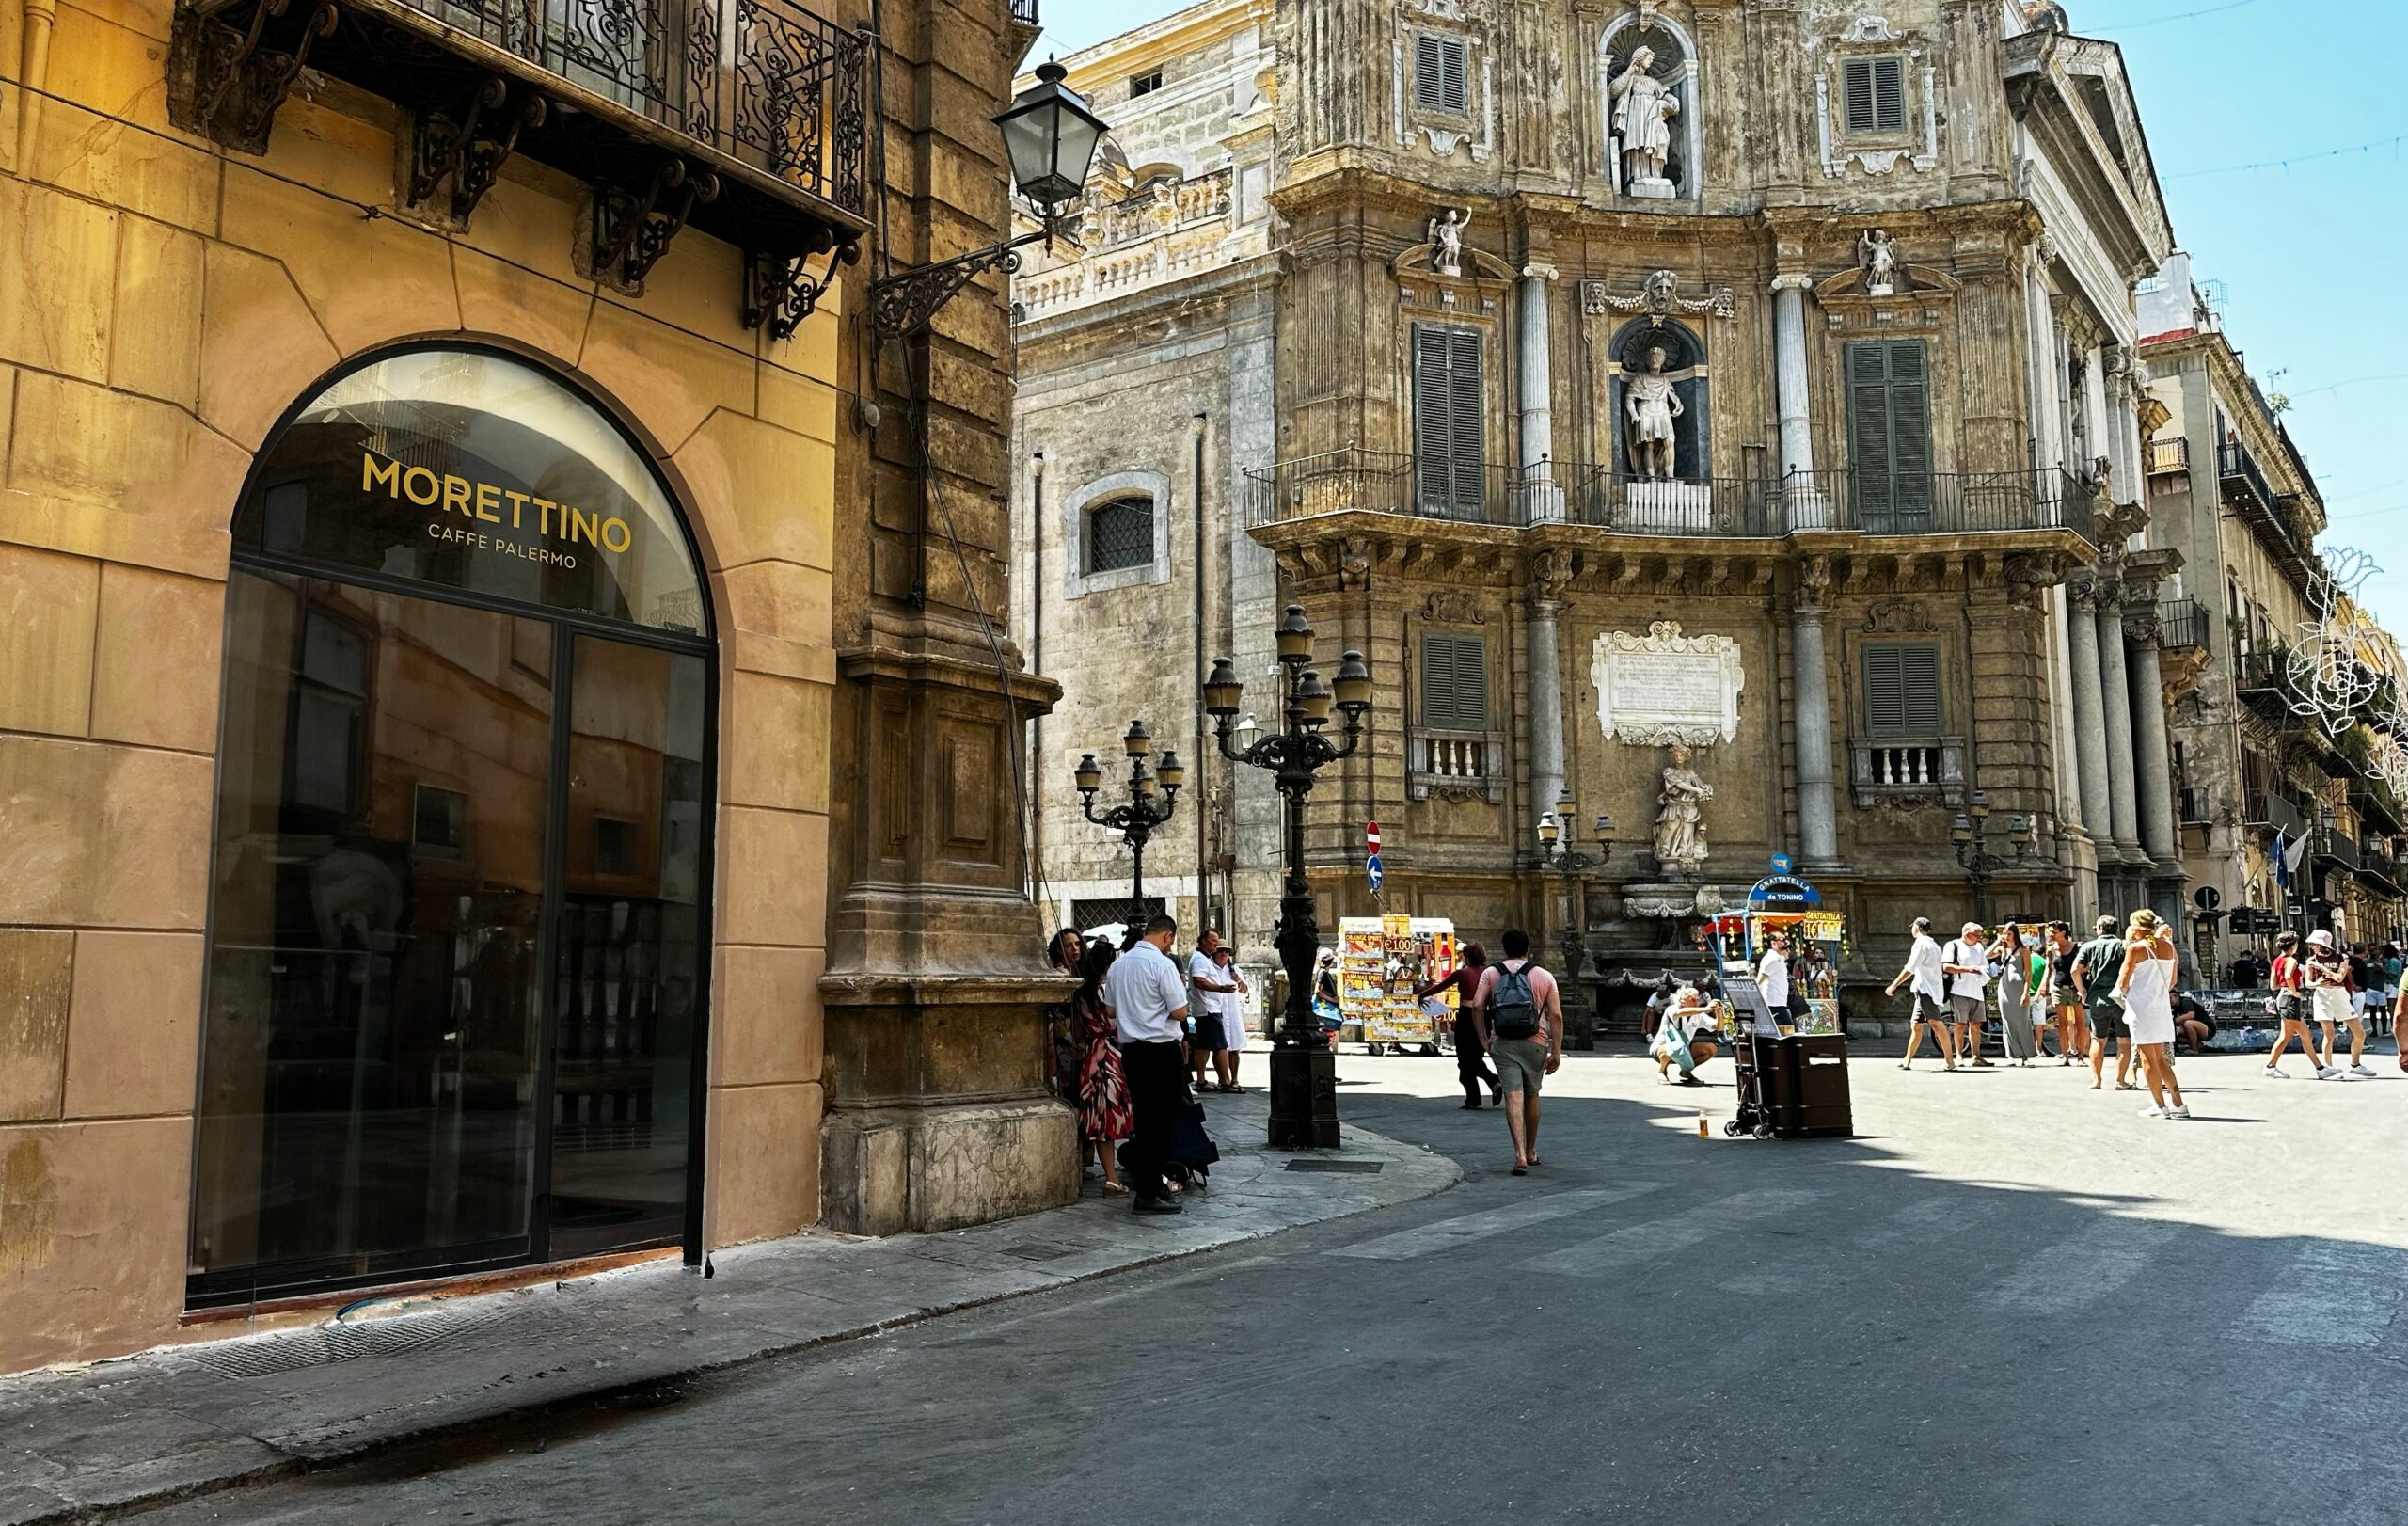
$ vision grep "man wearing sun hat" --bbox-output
[1940,920,1994,1068]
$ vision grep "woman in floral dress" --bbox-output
[1075,942,1133,1195]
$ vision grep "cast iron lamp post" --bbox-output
[1951,790,2032,923]
[867,59,1110,337]
[1073,721,1183,903]
[1203,605,1372,1148]
[1537,789,1614,988]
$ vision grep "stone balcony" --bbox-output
[1012,168,1270,323]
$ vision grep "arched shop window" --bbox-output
[191,347,716,1306]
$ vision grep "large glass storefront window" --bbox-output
[191,350,712,1306]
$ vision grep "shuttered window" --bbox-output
[1862,643,1942,737]
[1845,339,1933,532]
[1413,34,1468,115]
[1842,56,1907,134]
[1420,633,1488,730]
[1412,324,1484,518]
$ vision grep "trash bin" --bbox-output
[1748,1032,1854,1138]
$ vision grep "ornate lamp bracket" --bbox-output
[181,0,339,151]
[869,230,1049,339]
[747,242,864,342]
[408,77,547,226]
[594,160,721,288]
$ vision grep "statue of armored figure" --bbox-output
[1858,228,1898,294]
[1609,47,1679,194]
[1428,207,1468,277]
[1654,744,1714,869]
[1624,344,1684,482]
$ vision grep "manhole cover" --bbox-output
[1283,1159,1384,1174]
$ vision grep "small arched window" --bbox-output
[1085,495,1155,574]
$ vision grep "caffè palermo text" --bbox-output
[362,453,633,558]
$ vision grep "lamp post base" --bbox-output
[1267,1042,1339,1149]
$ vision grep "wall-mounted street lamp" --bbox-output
[1951,789,2032,922]
[1536,788,1614,992]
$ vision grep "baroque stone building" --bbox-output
[1009,0,2194,1018]
[0,0,1065,1373]
[2140,255,2408,963]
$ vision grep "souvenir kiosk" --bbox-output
[1337,914,1460,1054]
[1709,872,1853,1137]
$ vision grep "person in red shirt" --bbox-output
[2261,932,2334,1080]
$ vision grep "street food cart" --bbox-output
[1707,874,1845,1035]
[1337,914,1460,1054]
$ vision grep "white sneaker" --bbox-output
[2351,1063,2378,1077]
[2318,1067,2345,1080]
[2163,1104,2191,1120]
[2263,1065,2289,1079]
[2137,1104,2163,1118]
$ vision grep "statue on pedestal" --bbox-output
[1858,228,1898,294]
[1624,344,1684,482]
[1654,744,1714,869]
[1609,47,1679,194]
[1428,207,1469,277]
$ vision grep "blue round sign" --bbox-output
[1366,852,1385,893]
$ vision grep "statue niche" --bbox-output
[1606,319,1711,528]
[1599,11,1698,199]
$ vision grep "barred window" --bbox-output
[1414,34,1468,115]
[1862,642,1942,736]
[1842,56,1907,135]
[1085,496,1154,574]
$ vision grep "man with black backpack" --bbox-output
[1470,928,1561,1177]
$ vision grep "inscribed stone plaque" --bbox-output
[1592,620,1744,746]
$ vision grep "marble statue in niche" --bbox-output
[1608,46,1679,196]
[1858,228,1898,294]
[1654,744,1714,868]
[1624,343,1684,482]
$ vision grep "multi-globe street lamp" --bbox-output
[1951,789,2033,922]
[1203,605,1372,1149]
[1073,721,1183,903]
[1536,789,1614,996]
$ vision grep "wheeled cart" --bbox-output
[1726,1032,1856,1139]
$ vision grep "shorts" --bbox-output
[2087,1000,2128,1040]
[1492,1037,1550,1095]
[1193,1013,1228,1051]
[1949,994,1986,1025]
[1910,993,1947,1025]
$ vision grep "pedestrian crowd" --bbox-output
[1047,916,1249,1216]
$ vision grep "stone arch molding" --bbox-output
[1063,468,1173,598]
[1596,6,1705,200]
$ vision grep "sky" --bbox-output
[1023,0,2408,628]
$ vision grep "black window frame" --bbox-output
[1129,68,1164,99]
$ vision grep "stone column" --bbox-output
[1518,264,1561,521]
[1527,592,1566,828]
[1771,273,1822,527]
[1791,559,1839,866]
[2097,599,2143,856]
[2065,579,2114,844]
[2125,610,2178,866]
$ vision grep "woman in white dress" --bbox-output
[2114,909,2188,1120]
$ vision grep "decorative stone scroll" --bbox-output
[1592,620,1744,746]
[1581,269,1735,321]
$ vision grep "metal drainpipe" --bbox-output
[1193,412,1211,931]
[1029,450,1045,909]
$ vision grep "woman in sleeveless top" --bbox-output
[2115,909,2187,1119]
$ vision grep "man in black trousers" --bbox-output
[1102,913,1192,1215]
[1416,942,1498,1108]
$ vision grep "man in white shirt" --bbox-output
[1187,930,1241,1092]
[1883,915,1958,1071]
[1941,920,1993,1067]
[1104,914,1192,1215]
[1757,930,1793,1029]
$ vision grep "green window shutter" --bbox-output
[1414,36,1467,114]
[1412,324,1483,518]
[1863,642,1941,736]
[1420,633,1487,729]
[1846,340,1933,531]
[1844,57,1905,133]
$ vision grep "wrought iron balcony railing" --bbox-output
[173,0,869,333]
[1010,0,1040,24]
[1244,450,2098,543]
[2158,597,2208,652]
[2218,438,2277,513]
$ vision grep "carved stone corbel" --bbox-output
[594,160,721,288]
[173,0,339,153]
[409,77,547,226]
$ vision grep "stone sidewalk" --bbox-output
[0,1097,1456,1525]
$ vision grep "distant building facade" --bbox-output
[1011,0,2197,1018]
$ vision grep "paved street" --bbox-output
[146,1047,2407,1525]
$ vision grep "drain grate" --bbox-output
[176,1306,510,1380]
[1003,1241,1100,1263]
[1283,1159,1384,1174]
